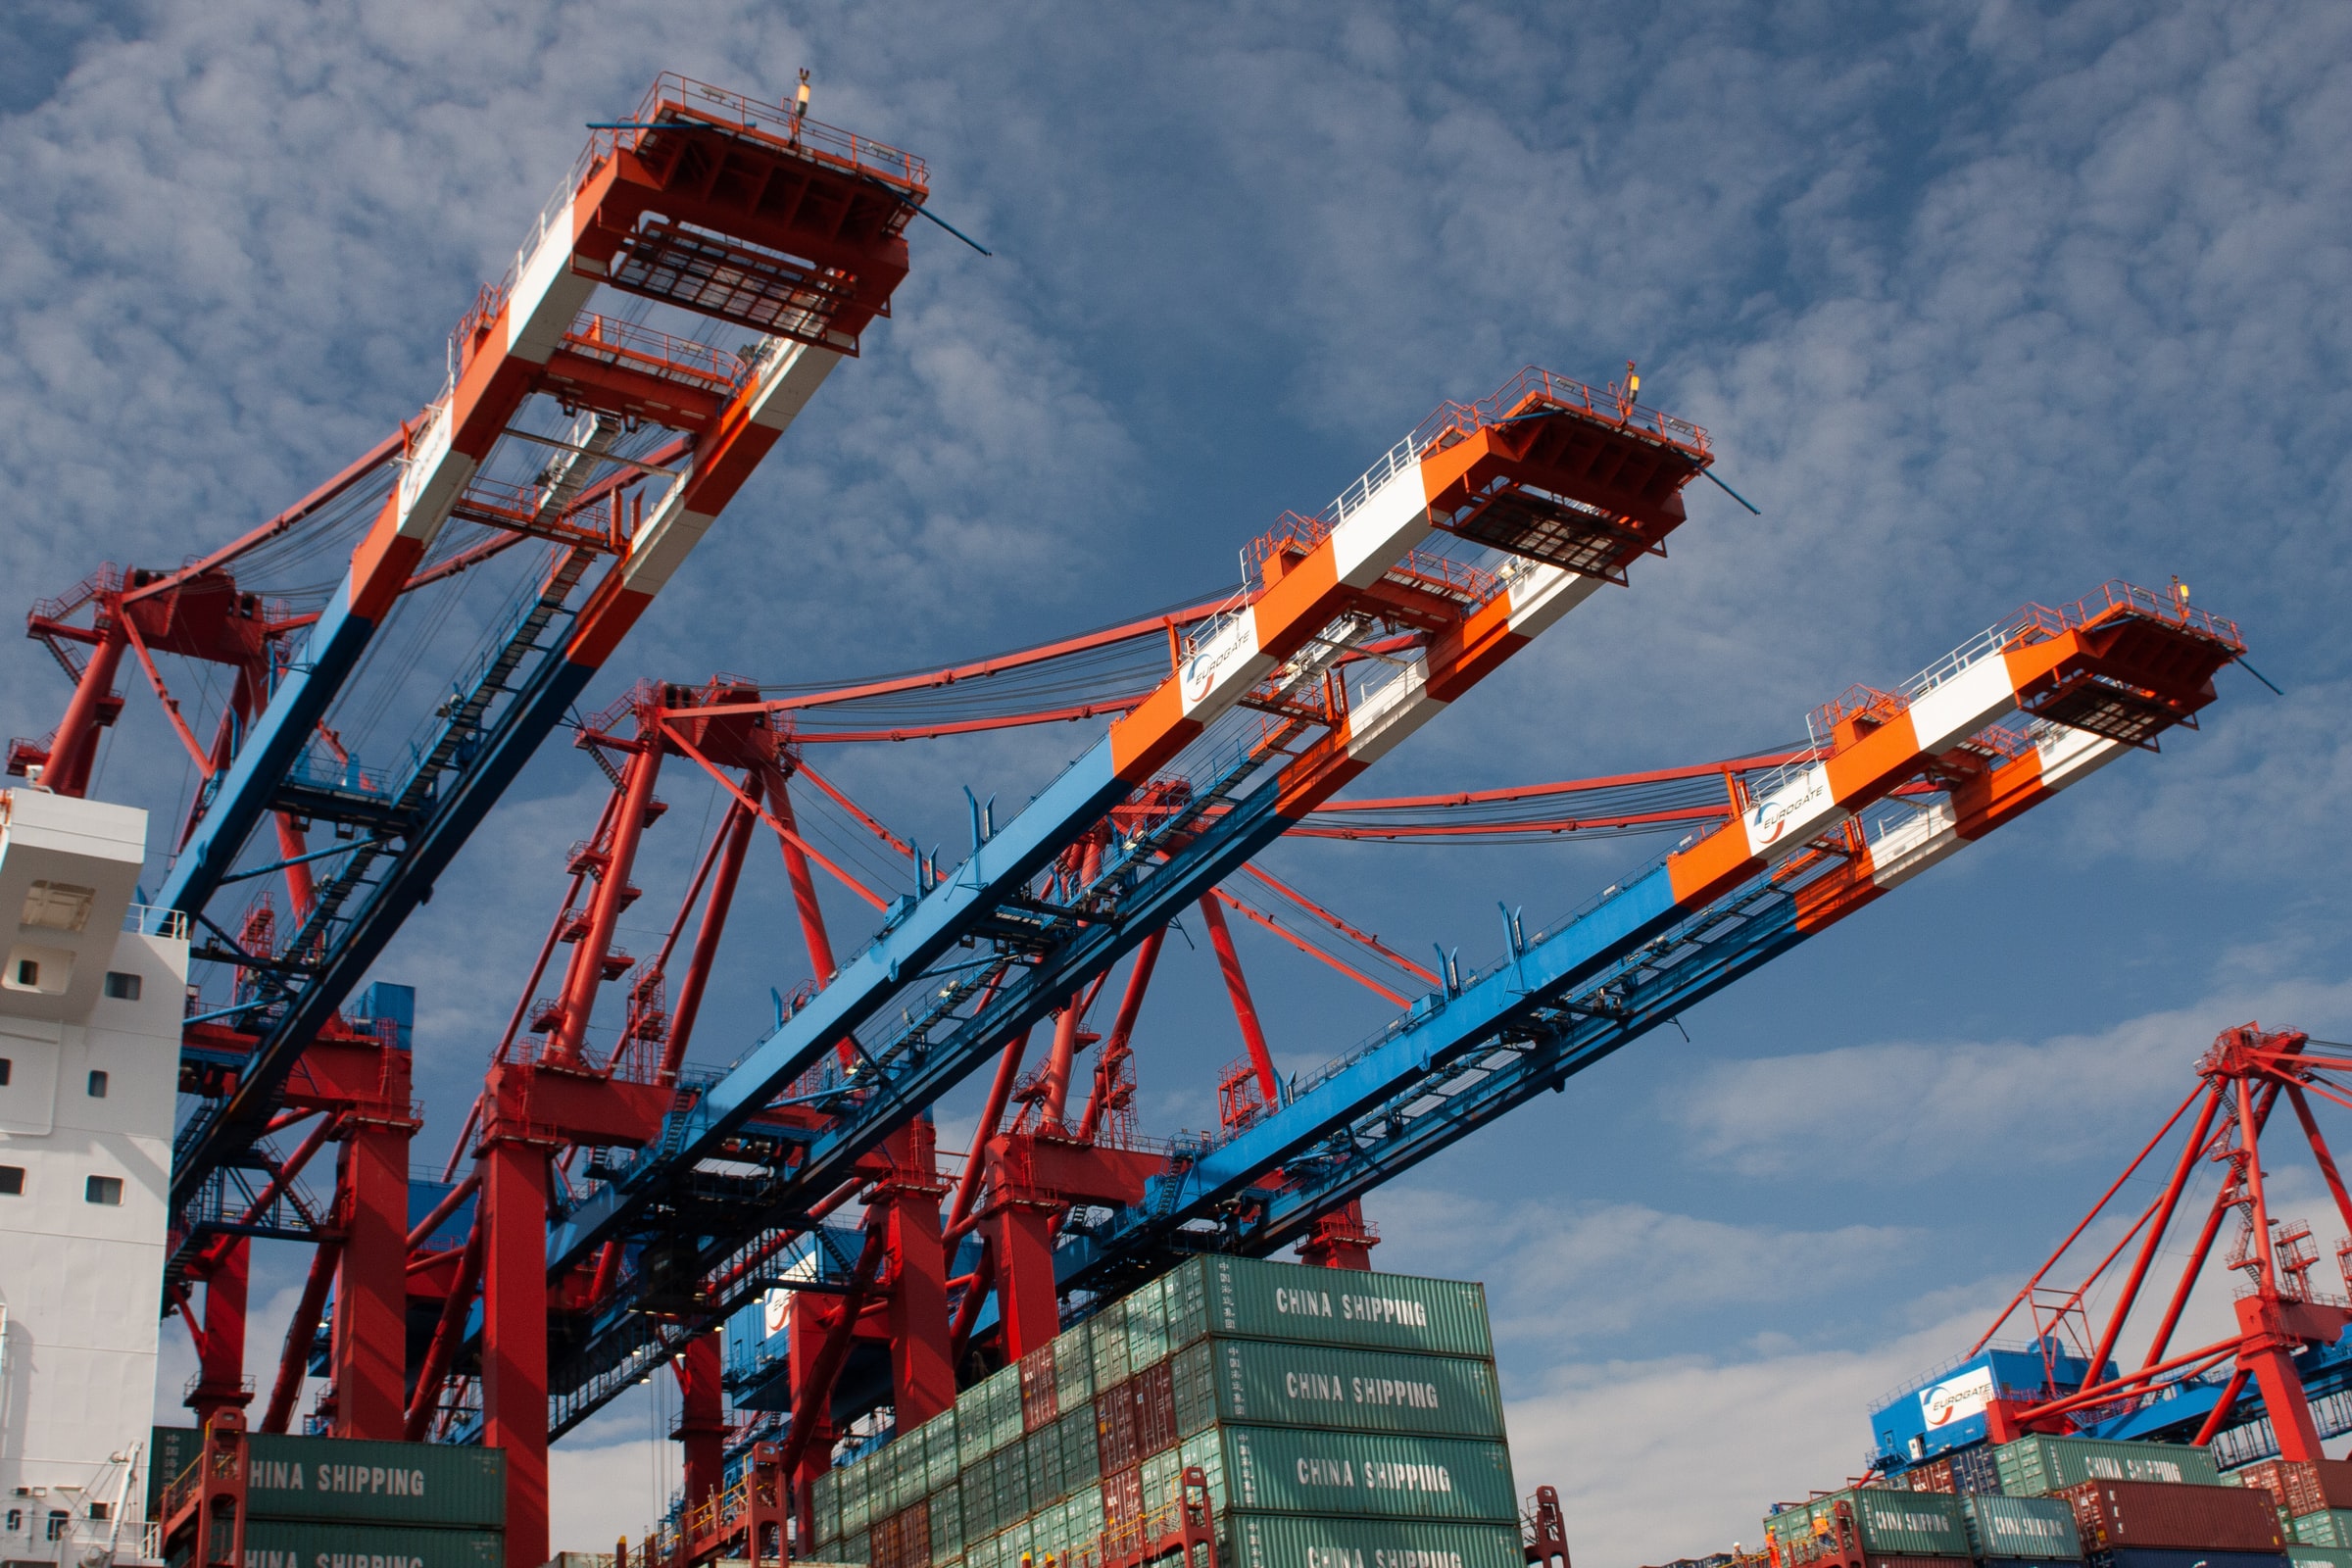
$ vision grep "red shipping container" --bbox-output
[2285,1458,2352,1518]
[1101,1465,1145,1530]
[2232,1460,2294,1517]
[1129,1362,1176,1459]
[1907,1459,1956,1494]
[1020,1345,1058,1434]
[1095,1385,1137,1476]
[871,1501,932,1568]
[2057,1479,2284,1553]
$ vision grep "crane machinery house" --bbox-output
[0,788,188,1568]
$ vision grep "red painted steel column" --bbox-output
[262,1238,341,1433]
[987,1195,1059,1360]
[43,612,127,797]
[785,1298,840,1548]
[1199,895,1280,1102]
[188,1241,253,1426]
[660,798,755,1083]
[1038,836,1104,1124]
[482,1134,554,1568]
[330,1122,411,1437]
[875,1124,956,1426]
[550,737,662,1067]
[673,1334,726,1513]
[763,766,837,981]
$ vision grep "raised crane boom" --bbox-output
[151,75,930,1232]
[1054,581,2246,1288]
[531,366,1717,1436]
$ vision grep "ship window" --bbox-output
[86,1070,107,1099]
[84,1174,122,1205]
[14,959,35,986]
[21,880,95,932]
[0,1056,10,1084]
[0,1165,23,1195]
[104,971,141,1001]
[85,1504,108,1522]
[6,1505,21,1531]
[46,1509,67,1541]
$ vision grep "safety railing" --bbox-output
[124,904,191,939]
[561,313,752,393]
[1411,364,1711,459]
[638,73,930,194]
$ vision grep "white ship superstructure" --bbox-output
[0,788,186,1567]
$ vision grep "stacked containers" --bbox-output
[2054,1478,2284,1568]
[151,1429,506,1568]
[1964,1494,2083,1568]
[810,1254,1523,1568]
[1992,1438,2222,1497]
[2232,1457,2352,1550]
[1763,1488,1972,1568]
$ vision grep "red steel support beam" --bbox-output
[406,1219,484,1441]
[2081,1087,2224,1390]
[763,764,837,982]
[672,1333,727,1514]
[1078,933,1163,1144]
[947,1026,1030,1235]
[550,736,663,1067]
[482,1135,555,1568]
[1199,894,1279,1104]
[187,1240,252,1427]
[661,797,756,1084]
[872,1121,956,1426]
[44,614,126,797]
[330,1118,413,1438]
[261,1236,341,1434]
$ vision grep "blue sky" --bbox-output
[2,4,2348,1563]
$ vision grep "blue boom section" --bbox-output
[167,548,606,1227]
[538,720,1322,1436]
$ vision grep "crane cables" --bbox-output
[1291,749,1816,845]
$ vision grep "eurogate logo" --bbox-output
[1918,1363,1997,1429]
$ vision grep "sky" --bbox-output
[2,2,2349,1564]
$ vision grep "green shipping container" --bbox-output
[231,1436,506,1529]
[1219,1426,1516,1524]
[1202,1256,1494,1360]
[170,1519,503,1568]
[2298,1512,2352,1548]
[1765,1490,1967,1556]
[1964,1494,2083,1559]
[1993,1435,2221,1495]
[151,1426,202,1514]
[1204,1339,1506,1440]
[1224,1512,1526,1568]
[1173,1343,1216,1439]
[932,1482,964,1553]
[2290,1547,2352,1568]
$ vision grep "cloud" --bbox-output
[1372,1191,1918,1353]
[1671,974,2352,1178]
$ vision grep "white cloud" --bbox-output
[1672,975,2352,1178]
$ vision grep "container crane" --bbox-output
[16,72,935,1467]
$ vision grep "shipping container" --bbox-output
[2289,1547,2352,1568]
[1224,1512,1525,1568]
[1202,1338,1507,1440]
[2057,1478,2283,1553]
[168,1519,504,1568]
[1130,1362,1179,1459]
[151,1426,202,1514]
[2092,1550,2288,1568]
[1219,1425,1516,1524]
[2298,1513,2352,1549]
[1998,1436,2221,1495]
[1172,1342,1215,1440]
[1951,1446,2003,1497]
[1841,1490,1971,1557]
[871,1500,932,1568]
[1907,1458,1956,1494]
[1089,1299,1132,1392]
[233,1435,506,1529]
[1201,1256,1495,1360]
[2278,1466,2352,1520]
[1966,1494,2084,1559]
